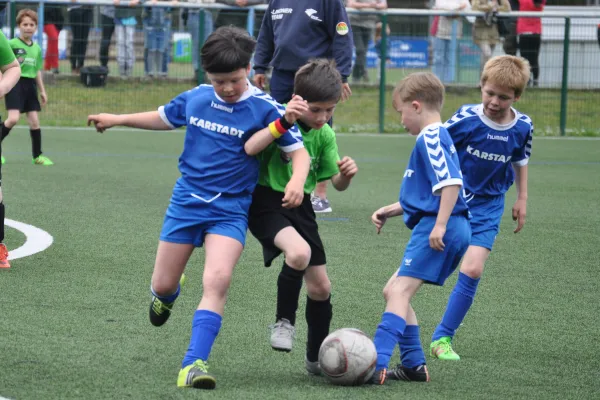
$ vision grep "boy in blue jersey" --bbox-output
[87,26,312,390]
[368,72,471,385]
[429,55,532,361]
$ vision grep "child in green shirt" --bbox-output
[246,59,358,374]
[1,9,53,166]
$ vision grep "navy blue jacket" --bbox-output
[253,0,353,81]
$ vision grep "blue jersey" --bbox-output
[400,123,469,230]
[158,82,304,197]
[443,104,533,197]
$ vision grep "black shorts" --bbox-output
[5,78,41,113]
[248,185,326,267]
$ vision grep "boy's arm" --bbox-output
[325,0,354,83]
[372,202,403,234]
[429,184,460,251]
[282,147,310,208]
[88,111,172,133]
[0,60,20,98]
[330,156,358,191]
[244,96,308,156]
[36,70,47,106]
[512,164,528,233]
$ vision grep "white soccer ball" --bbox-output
[318,328,377,386]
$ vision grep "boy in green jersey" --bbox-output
[1,9,53,166]
[246,59,358,374]
[0,28,21,268]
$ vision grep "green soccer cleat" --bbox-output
[32,155,54,166]
[1,156,5,165]
[177,359,216,389]
[430,337,460,361]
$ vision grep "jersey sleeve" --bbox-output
[253,3,274,74]
[0,32,16,67]
[512,120,533,167]
[316,128,341,182]
[157,89,191,129]
[325,0,353,80]
[443,106,475,147]
[417,132,463,196]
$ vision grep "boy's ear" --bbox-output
[246,64,252,74]
[412,100,421,113]
[513,95,521,103]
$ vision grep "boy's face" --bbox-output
[481,82,520,123]
[392,94,420,135]
[18,17,36,39]
[207,65,250,104]
[299,100,337,130]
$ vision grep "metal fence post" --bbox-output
[10,0,16,38]
[559,17,570,137]
[37,0,44,47]
[197,8,205,85]
[378,12,388,133]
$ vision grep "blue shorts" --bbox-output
[397,215,471,286]
[160,183,251,247]
[467,193,505,250]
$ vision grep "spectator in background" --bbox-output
[432,0,469,84]
[215,0,267,30]
[44,4,64,74]
[184,0,215,82]
[99,6,116,70]
[471,0,511,74]
[517,0,545,87]
[500,0,519,55]
[68,1,93,75]
[347,0,387,84]
[143,0,172,78]
[114,0,140,79]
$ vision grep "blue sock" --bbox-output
[181,310,222,368]
[150,283,180,304]
[398,325,426,368]
[432,272,480,341]
[373,312,406,370]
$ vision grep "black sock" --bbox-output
[305,295,332,362]
[30,129,42,158]
[1,123,12,142]
[0,202,5,243]
[276,263,305,326]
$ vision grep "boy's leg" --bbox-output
[312,181,332,213]
[116,25,126,76]
[26,112,43,162]
[0,182,8,268]
[125,26,135,75]
[1,110,20,141]
[149,240,193,326]
[179,234,243,390]
[387,305,430,382]
[431,245,487,358]
[270,226,311,351]
[303,264,332,372]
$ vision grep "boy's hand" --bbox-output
[284,95,309,125]
[87,113,120,133]
[40,91,47,106]
[282,178,304,209]
[429,223,446,251]
[129,0,140,5]
[371,207,388,234]
[254,73,266,89]
[512,198,527,233]
[337,156,358,179]
[341,83,352,102]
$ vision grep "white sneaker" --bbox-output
[311,196,332,213]
[269,318,295,352]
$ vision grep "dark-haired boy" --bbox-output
[245,58,358,374]
[88,26,311,390]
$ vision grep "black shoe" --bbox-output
[366,368,387,385]
[149,296,174,327]
[386,364,430,382]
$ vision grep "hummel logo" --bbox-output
[305,8,322,21]
[404,259,412,266]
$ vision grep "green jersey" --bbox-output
[257,122,341,194]
[9,38,42,78]
[0,32,16,67]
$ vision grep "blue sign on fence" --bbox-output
[363,37,429,69]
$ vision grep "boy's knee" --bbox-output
[203,270,232,299]
[151,279,179,296]
[460,260,484,279]
[284,246,311,271]
[306,276,331,301]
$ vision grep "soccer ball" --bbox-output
[318,328,377,386]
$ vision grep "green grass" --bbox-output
[0,128,599,399]
[6,63,600,135]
